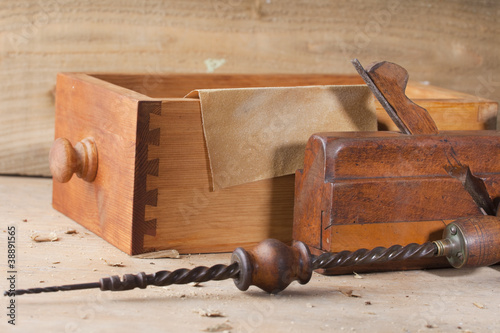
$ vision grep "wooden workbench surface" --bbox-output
[1,176,499,332]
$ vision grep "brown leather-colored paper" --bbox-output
[186,85,376,191]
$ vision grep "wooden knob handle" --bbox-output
[49,137,98,183]
[231,239,313,293]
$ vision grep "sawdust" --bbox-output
[133,249,180,259]
[64,229,78,235]
[353,272,363,279]
[194,308,225,317]
[108,262,125,267]
[31,231,58,242]
[339,288,361,298]
[473,302,485,309]
[100,258,126,267]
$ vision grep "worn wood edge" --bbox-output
[88,73,364,98]
[73,72,497,102]
[60,73,156,102]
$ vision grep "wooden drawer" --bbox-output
[50,73,497,255]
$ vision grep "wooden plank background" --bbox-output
[0,0,499,176]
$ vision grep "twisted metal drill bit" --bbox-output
[5,263,239,296]
[312,242,437,270]
[5,242,437,296]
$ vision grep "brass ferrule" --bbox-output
[433,238,453,257]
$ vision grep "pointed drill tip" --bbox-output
[3,290,15,296]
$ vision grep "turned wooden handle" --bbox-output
[49,137,98,183]
[440,215,500,268]
[231,239,313,293]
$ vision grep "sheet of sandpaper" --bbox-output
[185,85,377,191]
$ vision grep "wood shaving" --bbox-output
[473,302,484,309]
[195,308,224,317]
[365,301,372,305]
[100,258,126,267]
[132,249,180,259]
[203,322,232,332]
[22,219,28,222]
[31,231,58,242]
[339,288,361,298]
[52,261,60,264]
[65,229,78,234]
[108,262,125,267]
[353,272,363,279]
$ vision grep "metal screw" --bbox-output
[449,225,457,235]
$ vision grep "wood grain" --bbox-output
[450,216,500,268]
[49,137,98,183]
[2,175,500,333]
[91,73,365,98]
[52,73,147,254]
[294,130,500,272]
[52,73,496,254]
[365,61,439,134]
[1,0,499,175]
[143,98,295,253]
[58,74,366,254]
[92,73,499,133]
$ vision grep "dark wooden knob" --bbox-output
[231,239,313,294]
[49,137,98,183]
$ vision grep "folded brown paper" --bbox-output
[186,85,376,191]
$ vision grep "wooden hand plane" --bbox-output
[293,59,500,274]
